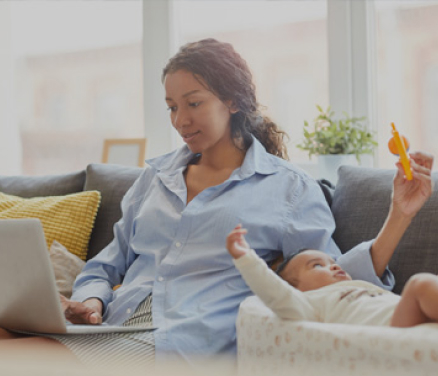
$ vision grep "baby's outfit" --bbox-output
[234,250,400,326]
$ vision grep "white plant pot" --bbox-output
[318,154,359,184]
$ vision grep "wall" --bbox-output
[0,2,22,175]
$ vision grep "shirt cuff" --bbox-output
[336,240,395,291]
[71,282,113,312]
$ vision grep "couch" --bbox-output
[0,163,143,261]
[1,163,438,374]
[237,165,438,376]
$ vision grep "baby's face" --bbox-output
[281,250,352,292]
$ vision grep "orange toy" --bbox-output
[388,123,412,180]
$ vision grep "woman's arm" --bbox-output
[370,152,434,277]
[70,168,152,310]
[281,172,391,287]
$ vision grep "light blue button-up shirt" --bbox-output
[72,137,393,362]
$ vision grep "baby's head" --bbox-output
[276,249,352,292]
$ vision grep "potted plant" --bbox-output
[297,105,378,183]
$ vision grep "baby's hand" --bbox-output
[226,224,250,259]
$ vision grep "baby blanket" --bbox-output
[237,296,438,376]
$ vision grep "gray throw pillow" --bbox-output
[0,170,86,198]
[331,165,438,294]
[84,163,143,260]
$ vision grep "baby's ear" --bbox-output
[290,277,300,288]
[282,271,299,289]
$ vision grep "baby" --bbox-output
[226,225,438,328]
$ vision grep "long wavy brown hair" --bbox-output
[162,39,289,160]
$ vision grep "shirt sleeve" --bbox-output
[280,176,394,290]
[234,250,317,321]
[71,168,151,310]
[336,240,395,290]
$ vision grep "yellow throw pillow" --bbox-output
[0,191,101,260]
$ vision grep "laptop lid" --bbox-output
[0,218,155,335]
[0,218,67,333]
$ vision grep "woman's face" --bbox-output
[164,69,235,154]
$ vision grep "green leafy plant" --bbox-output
[297,105,378,162]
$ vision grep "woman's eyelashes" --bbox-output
[167,101,202,112]
[189,101,202,108]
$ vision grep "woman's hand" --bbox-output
[226,224,250,259]
[392,151,434,219]
[60,295,103,325]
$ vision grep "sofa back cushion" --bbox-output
[0,170,86,198]
[84,163,143,260]
[0,190,101,260]
[331,166,438,293]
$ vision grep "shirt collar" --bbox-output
[146,135,279,177]
[146,145,195,174]
[238,136,279,178]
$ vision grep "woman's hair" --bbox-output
[162,38,289,160]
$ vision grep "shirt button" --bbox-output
[126,308,132,314]
[158,276,164,282]
[175,241,181,247]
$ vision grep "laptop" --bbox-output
[0,218,155,335]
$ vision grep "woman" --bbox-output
[0,39,433,367]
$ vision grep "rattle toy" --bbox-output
[388,122,412,180]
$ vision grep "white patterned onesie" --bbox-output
[234,250,400,326]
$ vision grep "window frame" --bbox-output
[327,0,377,167]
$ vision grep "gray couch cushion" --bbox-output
[84,163,143,260]
[331,166,438,294]
[0,170,86,198]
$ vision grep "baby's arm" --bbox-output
[227,226,317,321]
[226,224,250,259]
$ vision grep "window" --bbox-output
[5,0,434,175]
[172,0,328,163]
[375,1,438,168]
[8,1,143,175]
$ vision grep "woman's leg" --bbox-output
[0,327,22,340]
[391,273,438,327]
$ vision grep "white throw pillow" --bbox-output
[49,240,86,299]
